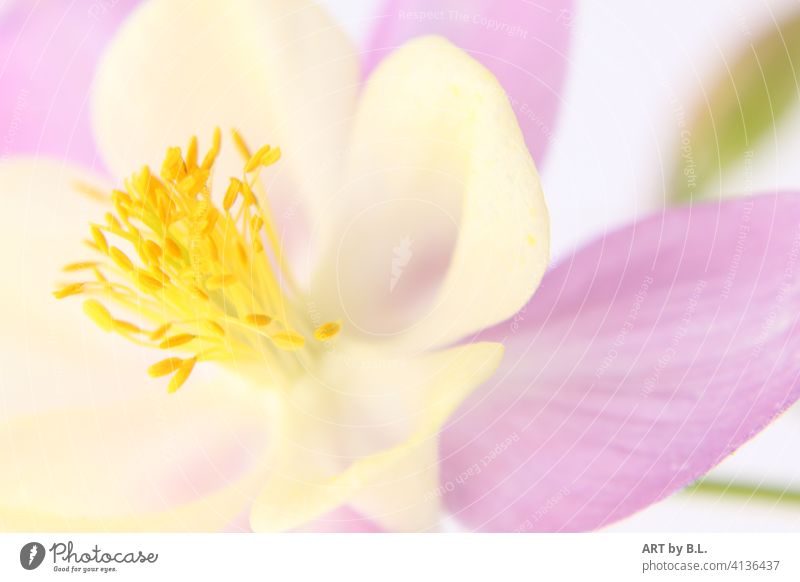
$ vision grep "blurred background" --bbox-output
[2,0,800,530]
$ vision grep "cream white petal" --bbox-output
[0,160,272,531]
[0,381,271,531]
[91,0,359,231]
[312,36,549,349]
[249,340,504,532]
[0,159,154,417]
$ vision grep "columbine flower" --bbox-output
[1,0,799,533]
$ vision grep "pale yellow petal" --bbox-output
[91,0,358,222]
[0,382,271,531]
[249,341,504,532]
[312,36,549,349]
[0,159,155,418]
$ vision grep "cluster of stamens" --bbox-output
[55,129,340,393]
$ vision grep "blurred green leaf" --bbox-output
[673,13,800,202]
[686,478,800,506]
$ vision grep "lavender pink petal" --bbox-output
[441,194,800,531]
[0,0,139,169]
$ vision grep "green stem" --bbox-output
[685,479,800,506]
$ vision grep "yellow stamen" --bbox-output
[206,273,237,290]
[148,357,183,378]
[90,225,108,254]
[83,299,114,332]
[63,261,99,272]
[201,320,226,336]
[159,334,196,349]
[244,314,272,327]
[271,331,305,351]
[110,247,134,272]
[58,130,335,393]
[113,319,142,335]
[150,323,172,341]
[223,178,241,212]
[53,282,86,299]
[314,322,341,342]
[231,128,251,159]
[168,357,196,393]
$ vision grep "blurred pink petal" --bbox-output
[0,0,138,168]
[441,194,800,531]
[364,0,573,163]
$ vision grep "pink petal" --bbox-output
[364,0,574,163]
[0,0,138,169]
[441,194,800,531]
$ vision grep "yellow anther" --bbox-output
[83,299,114,332]
[201,320,225,336]
[206,273,237,290]
[148,357,183,378]
[270,331,305,351]
[241,182,256,206]
[161,146,185,181]
[244,314,272,327]
[159,334,196,349]
[63,261,99,272]
[72,180,108,202]
[134,165,152,197]
[223,178,241,212]
[113,319,142,335]
[201,127,222,170]
[136,270,164,292]
[236,241,248,266]
[143,240,163,263]
[90,225,108,254]
[259,147,281,167]
[150,323,172,341]
[109,247,134,271]
[164,237,182,260]
[314,321,341,342]
[200,208,219,235]
[190,286,209,301]
[231,129,251,159]
[245,144,272,172]
[168,357,197,393]
[105,212,122,231]
[53,282,86,299]
[186,135,198,170]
